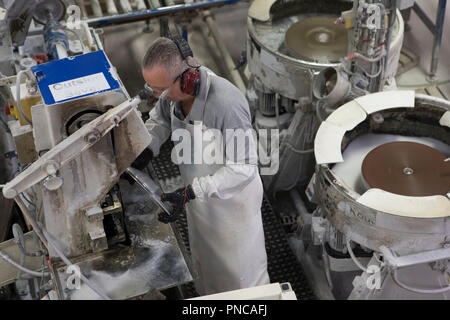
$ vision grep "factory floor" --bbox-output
[99,1,450,300]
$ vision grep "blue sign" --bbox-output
[31,51,121,105]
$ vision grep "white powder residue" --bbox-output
[160,176,184,193]
[69,243,171,300]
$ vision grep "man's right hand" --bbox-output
[157,207,181,224]
[131,147,154,170]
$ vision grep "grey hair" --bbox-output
[142,37,197,77]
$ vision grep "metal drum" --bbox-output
[314,93,450,256]
[247,0,404,101]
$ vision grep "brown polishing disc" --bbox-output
[361,141,450,197]
[285,16,348,62]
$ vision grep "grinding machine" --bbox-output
[307,91,450,299]
[0,0,194,300]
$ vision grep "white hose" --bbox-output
[346,239,367,272]
[391,269,450,294]
[105,0,118,15]
[315,100,327,122]
[64,28,86,53]
[0,250,49,278]
[283,141,314,154]
[349,47,385,63]
[14,195,111,300]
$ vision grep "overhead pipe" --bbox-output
[201,11,246,93]
[105,0,119,15]
[90,0,103,17]
[411,0,447,81]
[412,2,436,34]
[119,0,133,13]
[288,189,312,227]
[76,0,88,19]
[136,0,148,11]
[429,0,447,80]
[85,0,245,28]
[148,0,163,9]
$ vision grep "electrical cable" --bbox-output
[348,47,385,63]
[12,224,43,258]
[0,250,50,278]
[0,114,11,134]
[15,70,33,126]
[315,101,324,122]
[283,141,314,154]
[315,100,327,122]
[357,56,384,78]
[346,238,368,272]
[64,28,86,53]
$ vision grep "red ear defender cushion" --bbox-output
[180,68,201,96]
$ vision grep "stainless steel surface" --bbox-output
[125,167,172,217]
[285,16,348,63]
[56,180,192,300]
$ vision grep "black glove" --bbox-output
[159,185,195,223]
[158,206,183,224]
[131,147,154,170]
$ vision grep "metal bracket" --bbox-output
[88,230,107,253]
[379,245,450,269]
[86,206,104,223]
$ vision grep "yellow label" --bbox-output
[345,18,352,29]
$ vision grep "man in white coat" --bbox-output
[140,37,270,295]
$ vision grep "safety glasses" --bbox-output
[144,83,169,99]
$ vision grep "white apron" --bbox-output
[169,94,270,295]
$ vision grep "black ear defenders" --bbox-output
[171,35,201,96]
